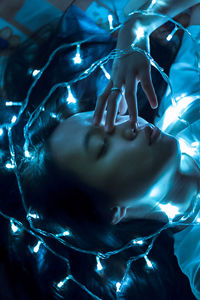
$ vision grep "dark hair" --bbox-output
[1,9,196,300]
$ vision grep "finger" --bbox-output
[124,75,138,128]
[105,88,122,133]
[93,80,113,125]
[119,87,128,115]
[140,70,158,109]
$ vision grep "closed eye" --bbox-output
[96,137,108,159]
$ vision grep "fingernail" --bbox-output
[152,103,158,109]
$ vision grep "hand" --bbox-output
[93,23,158,133]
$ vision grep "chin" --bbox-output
[162,133,180,171]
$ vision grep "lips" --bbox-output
[144,125,161,146]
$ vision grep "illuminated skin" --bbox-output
[49,111,197,225]
[93,0,200,133]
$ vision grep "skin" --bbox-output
[93,0,200,132]
[49,111,198,226]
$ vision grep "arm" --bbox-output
[93,0,200,132]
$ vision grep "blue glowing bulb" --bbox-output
[96,256,103,271]
[73,44,82,64]
[66,85,77,104]
[11,115,17,123]
[100,65,111,80]
[57,276,71,288]
[108,14,114,30]
[10,220,22,234]
[32,69,40,76]
[5,162,15,169]
[116,282,121,292]
[166,26,178,42]
[24,150,31,158]
[33,241,42,253]
[145,256,153,268]
[0,128,3,136]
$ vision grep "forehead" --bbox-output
[49,111,94,161]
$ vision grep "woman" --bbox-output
[0,2,199,300]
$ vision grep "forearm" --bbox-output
[124,0,200,36]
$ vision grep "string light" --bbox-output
[73,44,82,64]
[100,65,111,80]
[166,26,178,42]
[33,241,42,253]
[144,256,154,269]
[32,69,41,76]
[55,230,71,237]
[0,8,199,300]
[108,14,114,30]
[132,239,144,245]
[24,150,31,158]
[50,113,57,119]
[66,85,77,104]
[5,101,22,106]
[11,115,17,124]
[135,25,145,40]
[27,211,40,220]
[57,276,72,289]
[158,203,180,220]
[5,161,15,169]
[116,282,121,292]
[96,256,103,272]
[10,219,23,235]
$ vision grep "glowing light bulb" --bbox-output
[159,203,179,219]
[5,162,15,169]
[57,276,71,288]
[32,69,40,76]
[5,101,22,106]
[66,85,76,104]
[50,113,57,119]
[62,230,70,236]
[33,241,42,253]
[11,115,17,123]
[5,101,13,106]
[56,230,71,238]
[10,219,22,234]
[116,282,121,292]
[145,256,153,268]
[96,256,103,271]
[0,128,3,136]
[24,150,31,158]
[133,239,144,245]
[166,26,178,42]
[135,25,145,40]
[100,65,111,80]
[108,14,114,30]
[73,44,82,64]
[27,212,40,219]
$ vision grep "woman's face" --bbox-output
[49,111,180,208]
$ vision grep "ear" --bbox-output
[110,206,127,225]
